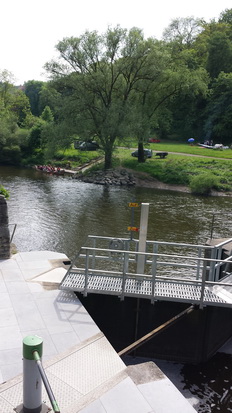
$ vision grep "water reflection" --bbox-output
[181,352,232,412]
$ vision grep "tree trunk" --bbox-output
[138,141,146,163]
[104,147,113,170]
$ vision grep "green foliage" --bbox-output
[8,90,32,127]
[21,150,45,167]
[1,9,232,168]
[0,185,9,199]
[206,32,232,78]
[53,147,101,167]
[117,146,232,192]
[24,80,44,116]
[0,69,15,107]
[203,72,232,144]
[38,84,62,119]
[28,120,45,151]
[0,146,21,165]
[219,9,232,25]
[189,172,219,195]
[163,16,204,47]
[45,25,209,169]
[40,106,54,122]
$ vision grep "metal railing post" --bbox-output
[92,237,96,268]
[121,251,128,300]
[196,247,202,280]
[200,260,207,309]
[151,243,158,303]
[215,246,223,281]
[209,246,217,281]
[84,249,90,296]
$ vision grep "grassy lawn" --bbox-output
[147,143,232,159]
[56,143,232,194]
[54,147,103,168]
[113,147,232,194]
[118,140,232,159]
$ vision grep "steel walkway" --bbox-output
[60,236,232,308]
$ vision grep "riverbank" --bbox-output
[133,171,232,197]
[129,169,191,193]
[73,166,232,197]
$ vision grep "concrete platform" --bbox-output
[0,251,196,412]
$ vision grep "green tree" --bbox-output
[41,105,54,122]
[45,27,157,168]
[27,119,46,152]
[0,111,18,149]
[193,11,232,78]
[39,83,62,118]
[24,80,44,116]
[0,69,15,107]
[45,26,208,167]
[9,90,32,127]
[203,72,232,144]
[219,8,232,25]
[163,16,204,49]
[206,31,232,78]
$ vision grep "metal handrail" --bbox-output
[8,223,17,243]
[87,234,231,249]
[62,235,232,307]
[78,245,232,264]
[33,350,60,413]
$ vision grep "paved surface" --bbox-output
[0,251,197,412]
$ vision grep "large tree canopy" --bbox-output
[162,17,204,49]
[203,72,232,143]
[45,26,208,167]
[1,9,232,167]
[24,80,44,116]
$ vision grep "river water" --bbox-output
[1,165,232,412]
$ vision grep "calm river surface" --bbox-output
[1,165,232,412]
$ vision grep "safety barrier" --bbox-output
[60,235,232,308]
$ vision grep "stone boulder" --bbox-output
[73,169,136,186]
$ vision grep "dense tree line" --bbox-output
[1,8,232,168]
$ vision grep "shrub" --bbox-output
[189,173,219,195]
[0,146,21,165]
[0,185,9,199]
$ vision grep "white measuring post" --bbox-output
[136,203,149,274]
[23,335,43,413]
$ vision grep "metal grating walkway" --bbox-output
[60,271,227,306]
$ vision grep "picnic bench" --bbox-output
[155,152,168,159]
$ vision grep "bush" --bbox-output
[21,149,45,166]
[0,146,21,165]
[189,173,219,195]
[0,185,9,199]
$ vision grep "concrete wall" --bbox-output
[0,195,10,259]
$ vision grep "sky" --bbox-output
[1,0,232,85]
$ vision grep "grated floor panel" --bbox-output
[60,271,227,306]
